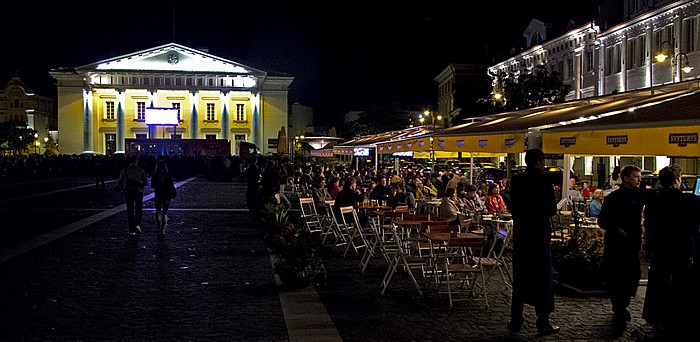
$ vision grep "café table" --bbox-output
[421,231,484,291]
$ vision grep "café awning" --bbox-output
[542,85,700,157]
[336,126,434,156]
[376,81,699,155]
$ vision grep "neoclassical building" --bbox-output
[50,43,293,156]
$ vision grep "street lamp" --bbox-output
[44,136,49,148]
[293,135,304,166]
[33,133,39,154]
[655,40,693,82]
[419,110,443,128]
[492,92,507,106]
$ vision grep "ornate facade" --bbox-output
[50,43,293,155]
[489,0,699,100]
[0,74,57,142]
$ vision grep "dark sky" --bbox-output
[3,2,602,125]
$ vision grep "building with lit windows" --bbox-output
[488,0,698,100]
[50,43,293,156]
[0,73,57,146]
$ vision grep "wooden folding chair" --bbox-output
[473,223,513,290]
[436,235,489,308]
[299,197,323,233]
[381,221,424,297]
[340,206,373,257]
[324,202,351,247]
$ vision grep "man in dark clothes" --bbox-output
[333,177,366,226]
[597,165,646,332]
[642,164,700,338]
[508,148,559,336]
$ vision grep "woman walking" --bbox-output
[151,159,176,235]
[118,155,148,235]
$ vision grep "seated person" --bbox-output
[333,177,367,226]
[484,183,507,216]
[439,187,462,226]
[310,176,332,212]
[589,188,605,218]
[389,182,416,211]
[370,175,393,205]
[461,184,487,214]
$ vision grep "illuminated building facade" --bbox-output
[0,74,57,144]
[50,43,293,155]
[489,0,698,100]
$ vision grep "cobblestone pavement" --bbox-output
[0,176,670,341]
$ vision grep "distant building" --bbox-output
[49,43,293,155]
[289,102,314,138]
[434,63,490,126]
[0,73,57,144]
[488,0,698,100]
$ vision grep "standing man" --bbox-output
[508,148,559,336]
[597,165,646,332]
[641,164,700,336]
[118,155,148,236]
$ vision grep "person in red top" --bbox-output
[327,176,342,200]
[484,182,507,215]
[581,181,592,197]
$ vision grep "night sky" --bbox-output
[3,2,602,124]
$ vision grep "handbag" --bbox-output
[165,177,177,199]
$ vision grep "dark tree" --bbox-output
[0,120,38,155]
[468,64,572,117]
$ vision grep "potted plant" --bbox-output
[261,199,326,289]
[552,212,605,293]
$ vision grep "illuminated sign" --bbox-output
[145,108,179,125]
[353,147,370,156]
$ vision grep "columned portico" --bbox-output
[190,91,199,139]
[116,90,126,153]
[82,89,94,154]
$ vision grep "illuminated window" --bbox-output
[136,101,146,120]
[586,49,594,73]
[235,103,245,121]
[105,101,115,120]
[171,102,181,121]
[206,103,216,121]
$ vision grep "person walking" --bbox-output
[597,165,646,332]
[507,148,559,336]
[151,159,176,235]
[118,155,148,235]
[641,164,700,338]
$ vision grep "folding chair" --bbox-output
[435,235,488,308]
[381,221,424,297]
[299,197,323,233]
[340,206,373,257]
[324,202,350,247]
[360,215,392,272]
[473,223,513,290]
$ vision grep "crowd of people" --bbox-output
[244,155,517,225]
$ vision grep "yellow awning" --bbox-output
[435,133,525,153]
[377,137,431,154]
[542,125,700,156]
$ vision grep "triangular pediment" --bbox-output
[76,43,266,76]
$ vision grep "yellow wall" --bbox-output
[56,87,85,155]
